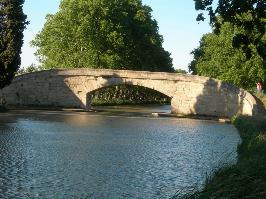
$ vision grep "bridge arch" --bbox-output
[1,68,261,117]
[85,84,171,108]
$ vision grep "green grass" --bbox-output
[187,116,266,198]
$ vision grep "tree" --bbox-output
[0,0,28,89]
[191,0,266,90]
[16,64,44,75]
[175,68,187,74]
[189,20,265,90]
[32,0,174,72]
[194,0,265,63]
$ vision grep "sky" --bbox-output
[21,0,211,71]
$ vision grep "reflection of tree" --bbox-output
[0,89,7,110]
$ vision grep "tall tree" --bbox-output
[192,0,266,90]
[194,0,265,63]
[32,0,173,72]
[0,0,28,89]
[189,20,265,90]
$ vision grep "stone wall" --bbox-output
[0,68,259,117]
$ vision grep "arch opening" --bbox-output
[85,84,171,111]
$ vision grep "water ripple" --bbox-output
[0,111,240,198]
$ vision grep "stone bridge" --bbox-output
[0,69,260,117]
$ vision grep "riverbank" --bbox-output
[185,115,266,198]
[91,99,170,106]
[1,105,233,123]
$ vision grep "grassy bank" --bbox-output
[186,116,266,198]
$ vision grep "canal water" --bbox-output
[0,105,240,198]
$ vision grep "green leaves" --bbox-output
[0,0,27,89]
[194,0,266,60]
[32,0,174,72]
[192,0,265,90]
[190,20,265,90]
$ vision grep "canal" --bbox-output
[0,105,240,198]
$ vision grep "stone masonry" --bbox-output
[0,68,260,117]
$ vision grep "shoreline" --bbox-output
[184,115,266,198]
[1,106,231,123]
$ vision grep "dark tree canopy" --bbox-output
[0,0,27,89]
[192,0,266,90]
[194,0,265,26]
[32,0,174,72]
[189,21,265,90]
[194,0,266,59]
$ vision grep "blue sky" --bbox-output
[21,0,211,71]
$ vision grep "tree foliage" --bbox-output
[194,0,265,59]
[192,0,266,90]
[189,20,265,90]
[32,0,173,72]
[90,84,170,106]
[0,0,27,89]
[16,64,43,75]
[175,68,187,74]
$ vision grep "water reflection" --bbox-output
[0,107,240,198]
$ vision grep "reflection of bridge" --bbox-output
[1,69,260,117]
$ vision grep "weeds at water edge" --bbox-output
[182,116,266,198]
